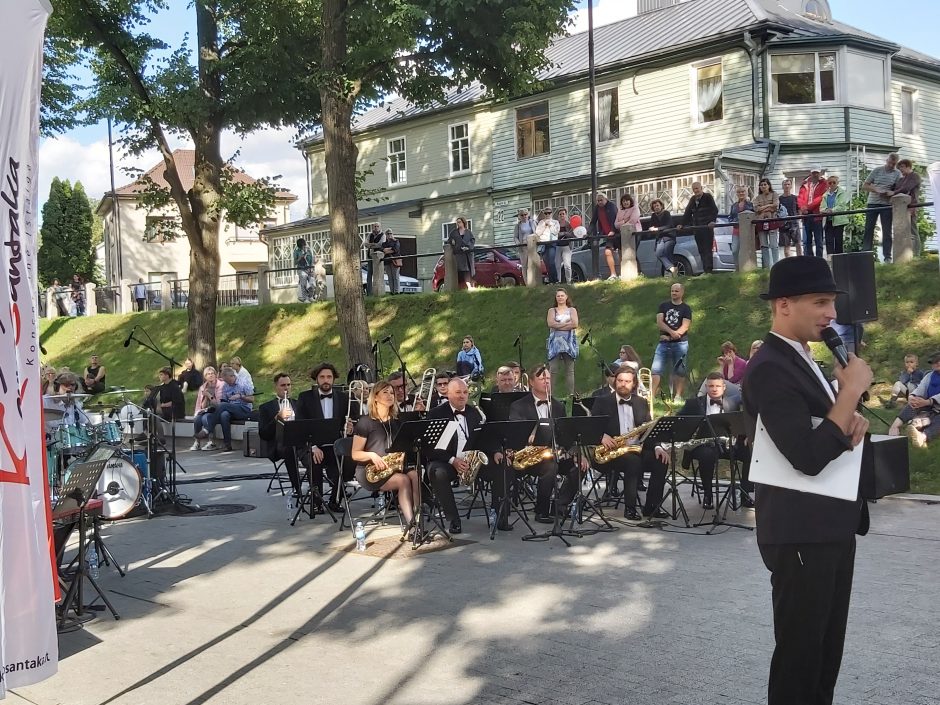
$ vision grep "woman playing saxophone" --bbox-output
[351,379,420,526]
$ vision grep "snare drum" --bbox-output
[53,424,91,450]
[95,456,143,519]
[92,420,123,444]
[118,404,147,438]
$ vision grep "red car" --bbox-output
[432,247,547,291]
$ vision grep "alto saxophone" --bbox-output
[592,419,657,464]
[365,452,406,484]
[512,445,553,470]
[457,450,488,487]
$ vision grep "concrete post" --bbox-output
[619,226,639,280]
[160,275,172,312]
[119,279,132,314]
[370,251,385,296]
[736,212,758,272]
[84,282,97,316]
[891,193,913,264]
[257,265,271,305]
[525,234,541,286]
[45,288,56,319]
[443,243,459,292]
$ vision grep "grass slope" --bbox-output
[41,257,940,491]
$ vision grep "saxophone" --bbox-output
[592,419,657,464]
[512,445,553,470]
[457,450,488,487]
[365,452,406,484]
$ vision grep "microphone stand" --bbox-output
[126,327,196,513]
[384,337,417,394]
[513,334,524,375]
[580,331,608,387]
[372,341,383,380]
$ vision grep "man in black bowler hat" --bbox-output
[742,256,873,705]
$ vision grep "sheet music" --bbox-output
[750,414,862,501]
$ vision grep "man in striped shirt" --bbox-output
[862,152,900,262]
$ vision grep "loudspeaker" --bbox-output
[831,252,877,324]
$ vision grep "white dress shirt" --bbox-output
[770,332,836,403]
[319,391,334,419]
[706,397,724,415]
[615,394,635,435]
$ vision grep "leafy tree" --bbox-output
[44,0,575,369]
[38,178,97,287]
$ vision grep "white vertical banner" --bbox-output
[0,0,58,698]
[928,162,940,272]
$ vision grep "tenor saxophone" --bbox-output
[592,419,657,464]
[511,445,553,470]
[365,452,406,484]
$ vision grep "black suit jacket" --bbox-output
[258,397,300,444]
[591,393,651,438]
[425,402,484,464]
[679,394,741,417]
[297,388,350,422]
[509,395,565,446]
[742,333,868,545]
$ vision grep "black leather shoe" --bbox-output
[645,509,669,519]
[535,513,554,524]
[449,519,462,534]
[702,498,714,510]
[623,508,642,521]
[327,501,343,514]
[497,519,514,531]
[740,493,755,508]
[637,481,647,492]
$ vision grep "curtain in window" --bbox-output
[597,90,613,141]
[697,65,722,123]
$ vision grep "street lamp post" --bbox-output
[587,0,600,279]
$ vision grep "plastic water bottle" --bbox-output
[87,545,99,580]
[286,494,295,521]
[377,493,386,511]
[569,501,579,522]
[487,507,497,527]
[355,522,366,551]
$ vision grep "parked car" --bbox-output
[568,214,735,280]
[431,247,547,291]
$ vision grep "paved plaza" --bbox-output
[11,446,940,705]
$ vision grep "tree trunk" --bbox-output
[321,0,373,372]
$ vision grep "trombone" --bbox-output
[413,368,436,409]
[346,380,369,433]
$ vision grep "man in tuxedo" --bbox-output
[491,366,517,394]
[742,256,872,705]
[297,362,351,512]
[591,365,616,397]
[592,366,669,520]
[508,364,581,523]
[425,378,510,534]
[388,371,426,413]
[259,374,322,498]
[428,371,453,407]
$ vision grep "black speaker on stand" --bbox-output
[831,252,878,325]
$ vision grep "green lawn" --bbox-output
[41,256,940,491]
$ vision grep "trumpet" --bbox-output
[278,391,294,420]
[413,368,436,409]
[519,372,530,391]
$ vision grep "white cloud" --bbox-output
[569,0,638,34]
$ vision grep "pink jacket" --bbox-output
[194,379,224,414]
[615,205,642,232]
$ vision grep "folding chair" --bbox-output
[334,437,402,535]
[259,437,291,496]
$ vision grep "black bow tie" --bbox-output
[619,399,629,405]
[320,393,332,400]
[710,400,722,407]
[536,400,548,406]
[452,409,464,417]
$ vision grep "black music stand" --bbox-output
[389,418,450,549]
[53,449,121,627]
[555,415,615,535]
[702,411,753,533]
[571,395,597,417]
[479,392,529,422]
[278,418,342,525]
[469,420,537,540]
[642,415,702,528]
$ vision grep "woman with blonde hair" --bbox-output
[191,366,225,450]
[351,379,420,527]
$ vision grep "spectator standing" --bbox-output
[797,167,827,257]
[754,178,780,268]
[728,186,755,265]
[648,199,676,276]
[535,209,559,284]
[555,207,574,284]
[590,193,620,280]
[650,282,692,404]
[455,335,484,379]
[778,179,802,258]
[822,174,850,256]
[382,229,402,295]
[364,223,385,295]
[70,274,85,316]
[294,238,314,302]
[447,217,477,289]
[133,278,147,311]
[513,208,537,276]
[612,193,642,278]
[50,278,72,316]
[862,153,900,261]
[680,182,719,273]
[894,158,923,256]
[546,287,579,397]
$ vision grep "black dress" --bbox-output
[353,415,401,491]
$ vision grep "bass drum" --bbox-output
[95,456,143,519]
[118,404,147,439]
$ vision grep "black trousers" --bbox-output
[270,444,310,496]
[693,227,714,272]
[824,223,844,255]
[759,540,856,705]
[641,451,669,515]
[602,453,643,509]
[427,460,506,522]
[689,445,719,501]
[863,208,893,260]
[517,458,579,515]
[314,446,355,504]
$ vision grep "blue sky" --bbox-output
[40,0,940,217]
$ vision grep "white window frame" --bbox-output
[690,58,724,127]
[387,136,407,186]
[900,86,917,135]
[359,222,380,263]
[595,83,620,142]
[514,100,551,160]
[448,122,471,175]
[441,219,473,243]
[769,50,839,107]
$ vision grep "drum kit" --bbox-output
[46,388,164,520]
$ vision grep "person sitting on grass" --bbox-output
[881,354,925,407]
[888,351,940,448]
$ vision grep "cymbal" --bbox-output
[85,403,116,413]
[100,388,143,395]
[43,408,66,419]
[45,393,92,401]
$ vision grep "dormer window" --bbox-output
[802,0,832,21]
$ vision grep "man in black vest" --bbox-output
[425,378,509,534]
[742,256,872,705]
[259,373,321,498]
[297,362,351,512]
[592,366,669,520]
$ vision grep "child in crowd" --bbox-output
[882,353,925,407]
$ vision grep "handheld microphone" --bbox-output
[821,327,849,368]
[123,325,137,348]
[381,334,393,344]
[580,329,592,345]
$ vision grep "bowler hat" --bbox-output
[759,256,845,300]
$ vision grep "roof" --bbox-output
[299,0,939,146]
[110,149,297,201]
[261,199,422,236]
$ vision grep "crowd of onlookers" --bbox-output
[49,274,88,316]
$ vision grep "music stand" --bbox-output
[479,392,529,422]
[554,415,615,536]
[467,420,537,540]
[389,418,450,549]
[641,415,703,528]
[571,396,597,417]
[279,418,342,525]
[702,411,753,533]
[53,447,121,626]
